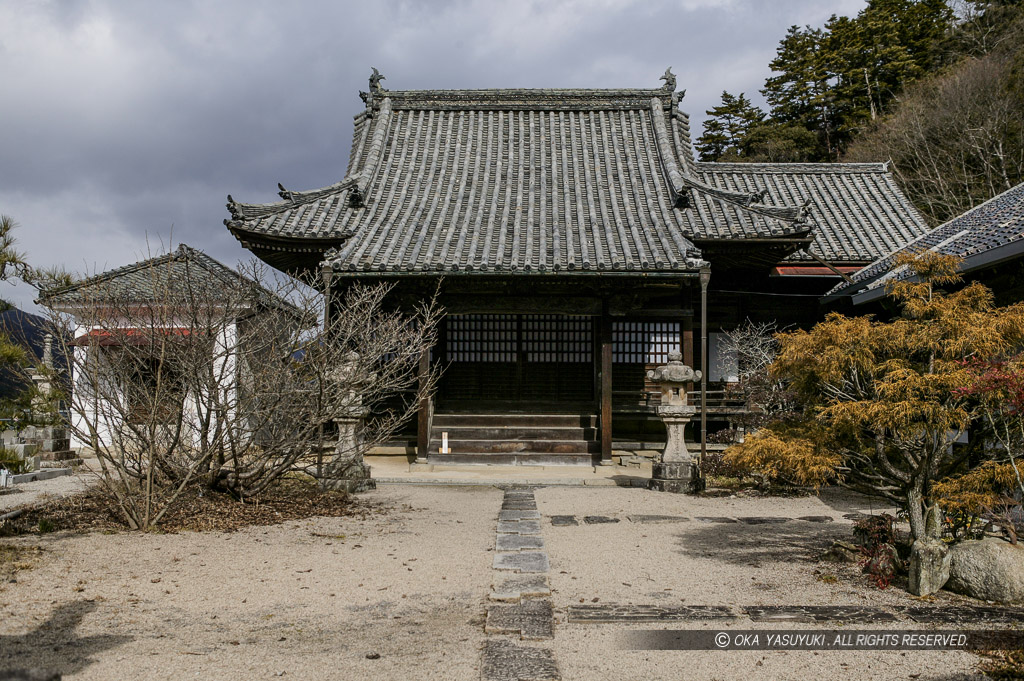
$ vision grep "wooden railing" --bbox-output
[612,388,751,413]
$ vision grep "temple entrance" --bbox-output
[438,314,594,411]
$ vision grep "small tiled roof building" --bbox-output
[826,181,1024,308]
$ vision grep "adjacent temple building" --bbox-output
[224,69,929,465]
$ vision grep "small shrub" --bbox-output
[853,513,903,588]
[0,447,28,475]
[702,448,749,478]
[37,518,56,533]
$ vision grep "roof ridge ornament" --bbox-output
[359,67,388,108]
[660,67,676,93]
[796,198,814,224]
[278,182,295,203]
[226,195,242,221]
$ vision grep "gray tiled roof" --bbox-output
[697,163,929,263]
[38,244,297,314]
[226,72,928,274]
[828,181,1024,297]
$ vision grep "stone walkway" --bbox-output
[564,603,1024,625]
[474,487,1024,680]
[482,487,560,680]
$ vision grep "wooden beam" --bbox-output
[600,302,613,465]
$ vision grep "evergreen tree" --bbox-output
[756,1,953,161]
[761,25,836,159]
[695,92,764,161]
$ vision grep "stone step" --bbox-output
[39,450,79,461]
[432,413,596,428]
[40,458,82,468]
[430,426,595,440]
[429,439,598,454]
[428,452,594,466]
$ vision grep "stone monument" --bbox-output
[646,350,704,494]
[321,352,376,493]
[7,334,81,471]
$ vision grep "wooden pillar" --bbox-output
[599,302,613,465]
[682,316,694,396]
[416,348,431,463]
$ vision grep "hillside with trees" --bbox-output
[697,0,1024,225]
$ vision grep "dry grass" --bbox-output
[0,543,44,582]
[979,648,1024,680]
[2,478,370,535]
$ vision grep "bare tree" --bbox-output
[40,248,439,529]
[719,321,797,431]
[846,48,1024,226]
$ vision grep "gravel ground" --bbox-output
[0,468,95,512]
[538,486,994,681]
[0,484,1006,680]
[1,485,500,681]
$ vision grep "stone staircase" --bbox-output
[429,413,598,466]
[3,425,83,470]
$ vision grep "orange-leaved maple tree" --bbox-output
[725,251,1024,544]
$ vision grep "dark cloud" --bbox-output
[0,0,866,310]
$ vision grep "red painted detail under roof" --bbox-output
[772,266,862,276]
[71,328,199,347]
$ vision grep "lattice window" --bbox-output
[522,315,592,363]
[445,315,517,362]
[612,321,681,364]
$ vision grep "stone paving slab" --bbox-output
[502,501,539,510]
[486,599,555,639]
[567,604,736,623]
[582,515,620,524]
[491,575,552,602]
[796,515,835,523]
[494,552,550,573]
[737,516,791,525]
[626,514,689,524]
[499,510,541,521]
[549,515,578,527]
[9,468,72,484]
[496,534,546,552]
[897,605,1024,624]
[498,519,542,535]
[744,605,897,623]
[481,639,560,681]
[503,492,538,501]
[694,516,738,523]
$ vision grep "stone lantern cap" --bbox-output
[647,350,701,413]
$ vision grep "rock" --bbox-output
[819,540,860,564]
[907,539,951,596]
[863,543,900,584]
[946,538,1024,604]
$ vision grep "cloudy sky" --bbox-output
[1,0,866,311]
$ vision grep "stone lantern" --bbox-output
[322,351,376,493]
[646,350,704,494]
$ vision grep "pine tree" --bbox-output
[695,92,764,162]
[758,2,953,160]
[762,25,836,159]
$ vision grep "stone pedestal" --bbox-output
[646,351,704,495]
[649,461,703,494]
[648,412,705,494]
[321,413,376,493]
